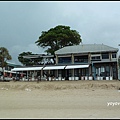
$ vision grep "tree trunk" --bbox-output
[2,67,5,81]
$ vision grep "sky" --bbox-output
[0,1,120,65]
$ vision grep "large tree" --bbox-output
[18,52,43,66]
[0,47,12,78]
[35,25,82,55]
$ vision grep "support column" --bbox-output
[56,55,58,64]
[27,71,28,81]
[56,69,58,78]
[71,54,74,64]
[72,69,74,80]
[39,70,42,82]
[92,63,96,80]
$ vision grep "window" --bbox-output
[74,69,79,77]
[74,55,88,63]
[91,56,101,61]
[58,57,71,64]
[102,53,109,59]
[58,70,62,77]
[112,53,116,58]
[91,54,101,61]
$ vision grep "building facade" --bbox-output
[54,44,119,80]
[0,62,21,81]
[11,44,119,81]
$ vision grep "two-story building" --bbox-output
[54,44,119,80]
[11,44,119,81]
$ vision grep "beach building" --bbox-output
[11,44,119,81]
[118,56,120,80]
[0,62,21,81]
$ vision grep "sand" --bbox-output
[0,80,120,119]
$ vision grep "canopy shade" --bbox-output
[11,67,43,71]
[4,70,17,74]
[11,64,89,71]
[65,64,89,69]
[43,65,66,70]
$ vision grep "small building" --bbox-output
[0,62,22,81]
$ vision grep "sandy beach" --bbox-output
[0,80,120,119]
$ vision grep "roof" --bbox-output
[55,44,119,55]
[23,54,54,59]
[7,62,21,67]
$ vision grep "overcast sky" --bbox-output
[0,1,120,65]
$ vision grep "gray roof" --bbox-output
[55,44,119,55]
[23,54,54,59]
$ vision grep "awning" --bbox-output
[43,65,66,70]
[65,64,89,69]
[4,70,17,74]
[11,64,89,71]
[11,67,43,71]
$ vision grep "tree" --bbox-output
[35,25,82,55]
[0,47,12,79]
[18,52,43,66]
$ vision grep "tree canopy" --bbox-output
[0,47,12,70]
[18,52,43,66]
[35,25,82,55]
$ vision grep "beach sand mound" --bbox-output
[0,80,119,91]
[0,80,120,118]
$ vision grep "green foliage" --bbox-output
[0,47,12,69]
[18,52,42,66]
[35,25,82,55]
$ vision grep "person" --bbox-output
[44,72,49,81]
[37,75,41,82]
[9,73,12,78]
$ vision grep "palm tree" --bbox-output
[0,47,12,80]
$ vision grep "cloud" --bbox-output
[9,44,47,65]
[0,1,120,64]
